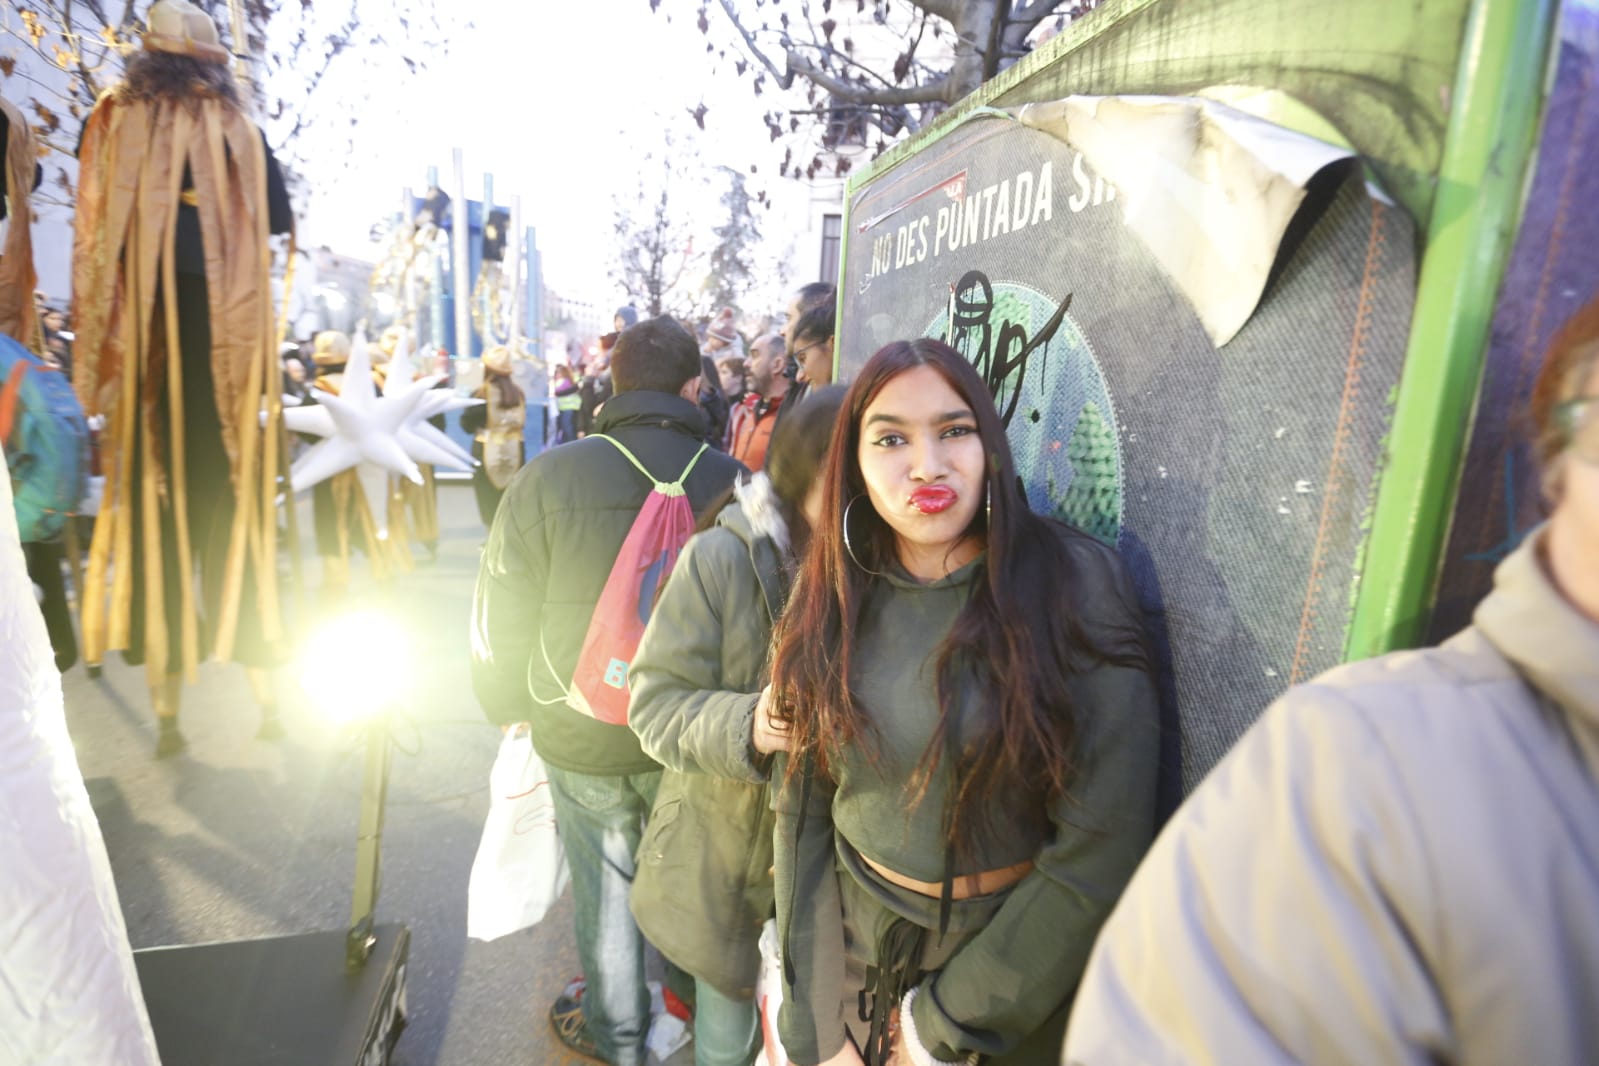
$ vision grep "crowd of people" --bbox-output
[541,286,839,476]
[4,4,1596,1065]
[470,278,1599,1066]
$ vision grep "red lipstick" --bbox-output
[909,485,957,514]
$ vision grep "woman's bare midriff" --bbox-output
[862,853,1034,900]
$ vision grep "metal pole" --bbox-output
[482,173,495,347]
[347,720,392,969]
[510,195,524,355]
[396,187,413,333]
[1343,0,1557,659]
[427,166,445,355]
[226,0,253,106]
[452,149,472,359]
[527,235,542,358]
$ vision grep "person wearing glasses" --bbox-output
[789,296,838,391]
[1063,297,1599,1066]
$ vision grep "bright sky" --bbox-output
[302,1,798,306]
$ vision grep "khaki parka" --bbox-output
[1065,528,1599,1066]
[628,481,787,1001]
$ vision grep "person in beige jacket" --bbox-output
[1063,297,1599,1066]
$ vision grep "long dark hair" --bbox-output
[120,50,241,107]
[485,364,521,409]
[769,338,1144,853]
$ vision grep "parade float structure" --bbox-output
[368,150,546,467]
[831,0,1596,807]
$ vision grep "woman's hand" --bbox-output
[816,1039,867,1066]
[885,1005,907,1065]
[752,684,792,755]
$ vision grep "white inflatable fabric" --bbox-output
[0,450,162,1065]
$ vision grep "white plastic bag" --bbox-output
[757,918,793,1065]
[467,728,569,941]
[1,449,162,1064]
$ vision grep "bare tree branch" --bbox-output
[913,0,964,21]
[786,41,917,93]
[715,0,796,90]
[789,50,956,106]
[3,0,452,205]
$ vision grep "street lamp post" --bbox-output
[347,718,393,969]
[297,611,410,970]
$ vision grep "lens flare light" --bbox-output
[298,612,412,723]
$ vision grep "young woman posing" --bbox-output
[764,339,1160,1065]
[628,387,849,1066]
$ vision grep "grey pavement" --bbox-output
[62,481,695,1066]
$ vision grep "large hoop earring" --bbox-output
[842,494,883,576]
[985,482,993,531]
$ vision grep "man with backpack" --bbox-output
[2,332,89,672]
[3,98,86,674]
[471,316,744,1066]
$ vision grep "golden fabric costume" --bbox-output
[72,88,281,685]
[373,327,439,556]
[0,96,40,349]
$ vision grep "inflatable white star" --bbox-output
[283,333,481,536]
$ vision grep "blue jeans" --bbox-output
[694,977,761,1066]
[545,764,662,1066]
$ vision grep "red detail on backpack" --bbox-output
[567,437,707,725]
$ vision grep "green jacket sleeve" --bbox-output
[912,557,1162,1060]
[629,530,770,783]
[470,467,549,727]
[773,752,851,1065]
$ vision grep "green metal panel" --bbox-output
[837,0,1558,665]
[1344,0,1558,657]
[849,0,1476,227]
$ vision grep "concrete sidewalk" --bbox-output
[61,481,695,1066]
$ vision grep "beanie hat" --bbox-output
[707,307,738,345]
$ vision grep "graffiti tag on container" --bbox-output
[947,269,1073,429]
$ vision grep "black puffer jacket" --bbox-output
[470,390,745,774]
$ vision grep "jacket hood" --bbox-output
[1475,527,1599,766]
[724,472,792,551]
[593,389,707,438]
[717,472,792,622]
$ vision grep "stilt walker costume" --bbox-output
[3,97,81,673]
[72,0,293,750]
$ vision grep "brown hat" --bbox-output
[483,345,513,375]
[311,330,352,367]
[143,0,230,64]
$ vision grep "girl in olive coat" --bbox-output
[765,340,1159,1066]
[629,387,847,1066]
